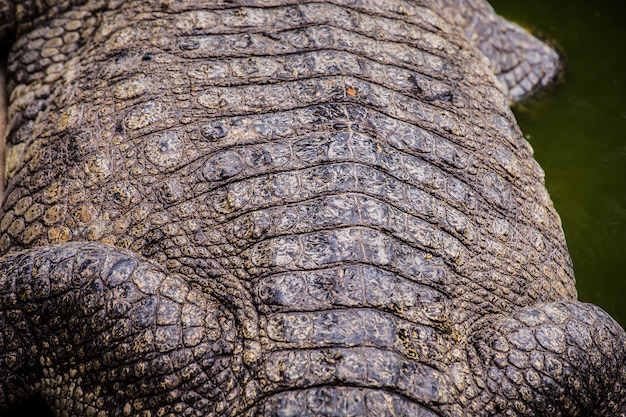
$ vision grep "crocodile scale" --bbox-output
[0,1,624,416]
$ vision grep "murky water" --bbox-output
[490,0,626,326]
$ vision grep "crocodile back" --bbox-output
[0,1,577,415]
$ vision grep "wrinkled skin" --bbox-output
[0,1,625,416]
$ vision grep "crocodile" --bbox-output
[0,1,625,416]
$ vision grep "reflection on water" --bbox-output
[489,0,626,326]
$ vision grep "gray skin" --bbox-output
[0,1,625,416]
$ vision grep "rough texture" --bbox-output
[437,0,561,101]
[0,1,624,416]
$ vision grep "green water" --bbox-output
[489,0,626,327]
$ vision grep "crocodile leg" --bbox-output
[0,242,248,417]
[469,301,626,416]
[438,0,562,101]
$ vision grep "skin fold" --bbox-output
[0,1,624,416]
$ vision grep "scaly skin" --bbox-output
[0,1,624,416]
[437,0,561,101]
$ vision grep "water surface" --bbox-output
[490,0,626,326]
